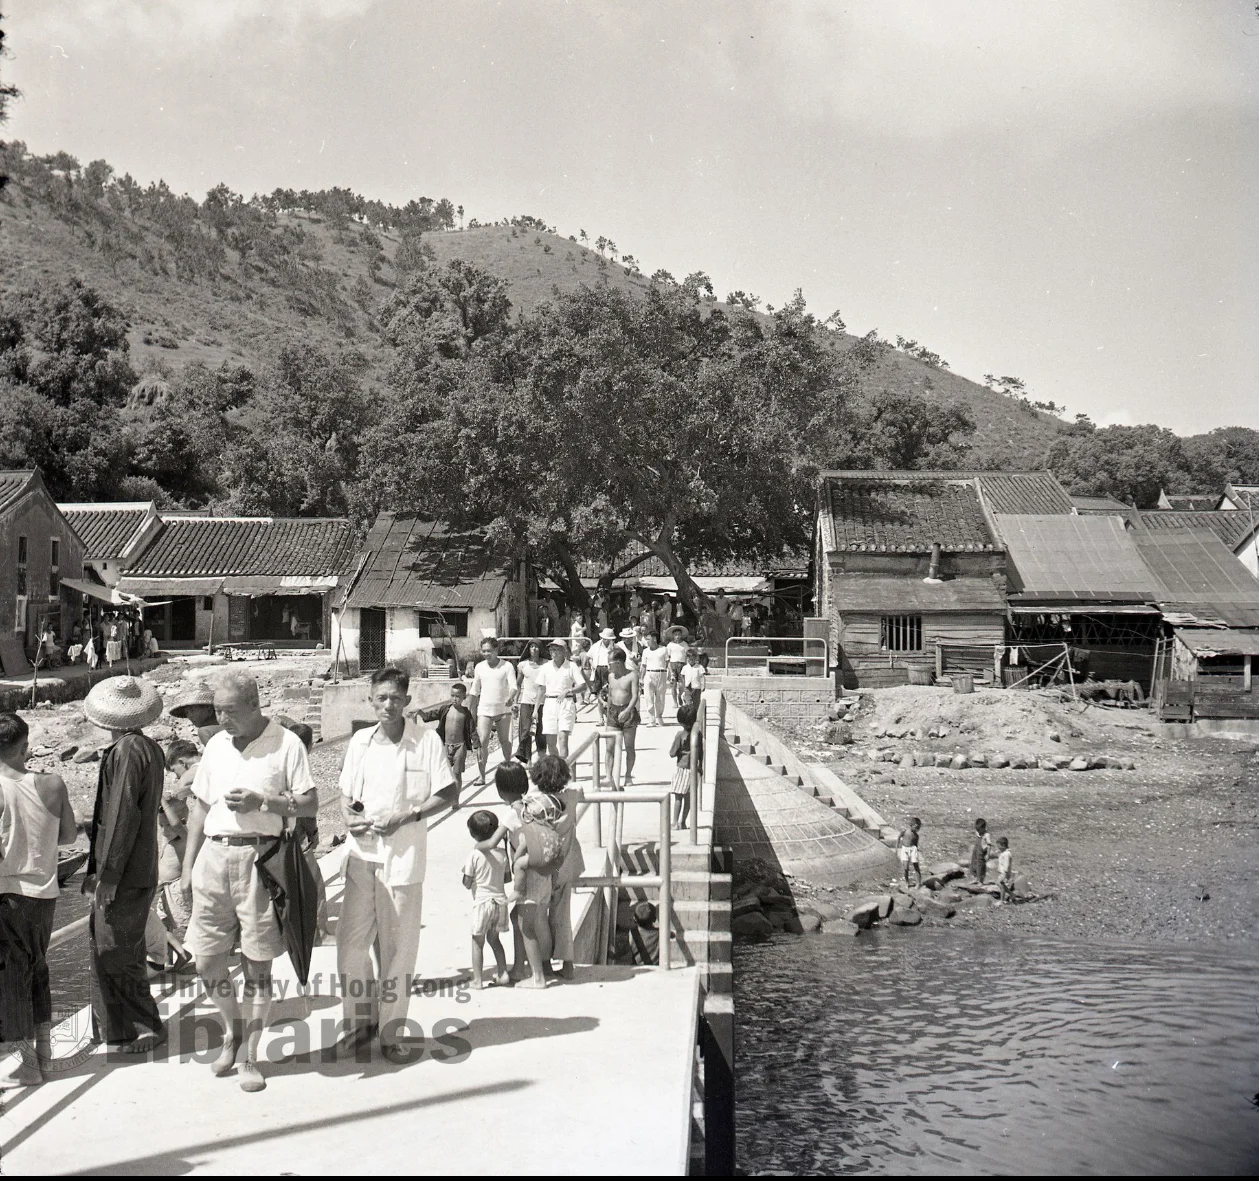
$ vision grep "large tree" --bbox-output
[1044,422,1196,508]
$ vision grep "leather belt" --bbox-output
[208,834,271,846]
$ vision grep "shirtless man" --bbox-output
[601,648,641,787]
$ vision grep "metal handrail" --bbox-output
[688,696,705,844]
[721,634,829,676]
[576,789,673,969]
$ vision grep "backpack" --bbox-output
[518,795,565,874]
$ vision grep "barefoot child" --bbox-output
[996,836,1014,902]
[418,682,478,805]
[462,811,510,988]
[969,817,991,883]
[668,703,702,831]
[896,816,922,888]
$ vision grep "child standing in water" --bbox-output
[896,816,922,888]
[969,817,991,882]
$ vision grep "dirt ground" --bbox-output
[772,686,1259,945]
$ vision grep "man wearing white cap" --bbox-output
[179,671,317,1092]
[589,628,617,695]
[82,675,167,1055]
[536,639,592,759]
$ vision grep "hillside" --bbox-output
[0,150,1067,466]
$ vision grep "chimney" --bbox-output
[924,542,943,584]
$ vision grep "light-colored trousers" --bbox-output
[642,670,667,721]
[337,855,424,1039]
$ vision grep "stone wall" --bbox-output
[707,674,834,724]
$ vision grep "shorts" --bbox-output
[605,706,640,733]
[471,896,509,936]
[160,880,192,934]
[516,865,555,907]
[668,662,683,682]
[445,742,468,775]
[541,697,576,736]
[185,838,285,961]
[897,846,921,865]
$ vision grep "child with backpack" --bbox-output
[463,810,511,988]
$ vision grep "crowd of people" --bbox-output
[35,611,160,671]
[0,621,708,1094]
[895,816,1016,902]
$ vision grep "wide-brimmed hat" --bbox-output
[167,681,215,719]
[85,675,163,731]
[599,628,616,640]
[619,627,637,639]
[548,637,569,652]
[666,625,690,639]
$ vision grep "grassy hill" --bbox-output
[0,154,1067,466]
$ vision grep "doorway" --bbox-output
[359,608,386,671]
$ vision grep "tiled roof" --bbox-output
[820,474,997,552]
[1071,495,1131,514]
[0,470,36,515]
[58,503,154,560]
[997,514,1157,601]
[128,517,356,577]
[973,472,1075,515]
[1161,494,1220,512]
[575,542,809,582]
[1223,484,1259,511]
[342,515,509,611]
[830,573,1005,613]
[1137,511,1255,551]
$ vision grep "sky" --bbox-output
[4,0,1257,434]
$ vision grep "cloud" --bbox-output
[1098,408,1135,427]
[18,0,377,53]
[754,0,1257,140]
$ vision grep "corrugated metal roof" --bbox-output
[0,470,36,515]
[821,475,997,552]
[1138,510,1256,551]
[1071,495,1131,514]
[830,573,1005,614]
[1133,528,1259,612]
[996,514,1158,601]
[342,514,510,611]
[1173,627,1259,657]
[128,517,355,577]
[58,503,154,559]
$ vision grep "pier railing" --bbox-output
[721,634,829,677]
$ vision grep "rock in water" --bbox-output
[1069,756,1090,771]
[800,900,847,922]
[732,895,763,917]
[731,912,774,941]
[782,914,806,935]
[888,908,922,926]
[913,895,956,919]
[798,913,823,933]
[845,900,882,929]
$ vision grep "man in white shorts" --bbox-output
[471,636,517,785]
[536,639,592,758]
[180,672,317,1093]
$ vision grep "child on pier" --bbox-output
[462,810,511,988]
[969,818,992,883]
[996,837,1014,903]
[668,702,702,831]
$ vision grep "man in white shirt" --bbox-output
[536,638,592,758]
[666,630,689,707]
[180,671,318,1093]
[471,637,517,785]
[336,667,456,1063]
[589,627,617,693]
[639,632,670,726]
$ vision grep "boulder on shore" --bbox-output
[1038,757,1058,771]
[913,895,956,919]
[1069,756,1089,771]
[799,900,847,922]
[934,753,952,768]
[72,747,100,764]
[929,861,964,882]
[888,908,922,926]
[988,753,1010,769]
[949,754,970,770]
[798,913,823,933]
[731,911,774,941]
[823,722,853,745]
[732,895,763,917]
[845,900,882,929]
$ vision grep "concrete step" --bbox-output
[671,871,732,902]
[673,928,732,966]
[701,961,733,995]
[673,899,730,933]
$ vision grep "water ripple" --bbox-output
[735,931,1259,1175]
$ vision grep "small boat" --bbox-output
[57,850,88,885]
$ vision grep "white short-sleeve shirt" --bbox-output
[192,721,315,838]
[641,645,669,672]
[517,659,546,706]
[339,720,455,886]
[666,641,688,664]
[681,663,707,691]
[471,659,517,717]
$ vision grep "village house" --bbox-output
[333,513,531,673]
[0,471,87,670]
[812,471,1076,687]
[115,514,355,649]
[57,501,163,588]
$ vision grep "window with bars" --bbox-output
[881,614,923,652]
[49,537,60,597]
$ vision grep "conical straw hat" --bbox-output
[84,675,163,732]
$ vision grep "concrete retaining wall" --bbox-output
[708,674,834,725]
[320,675,460,740]
[1164,718,1259,742]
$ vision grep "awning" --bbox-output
[630,575,771,595]
[60,577,146,607]
[222,575,337,596]
[1007,603,1159,616]
[1173,627,1259,657]
[117,576,224,598]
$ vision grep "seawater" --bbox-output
[735,930,1259,1175]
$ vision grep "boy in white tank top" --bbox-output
[0,712,78,1089]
